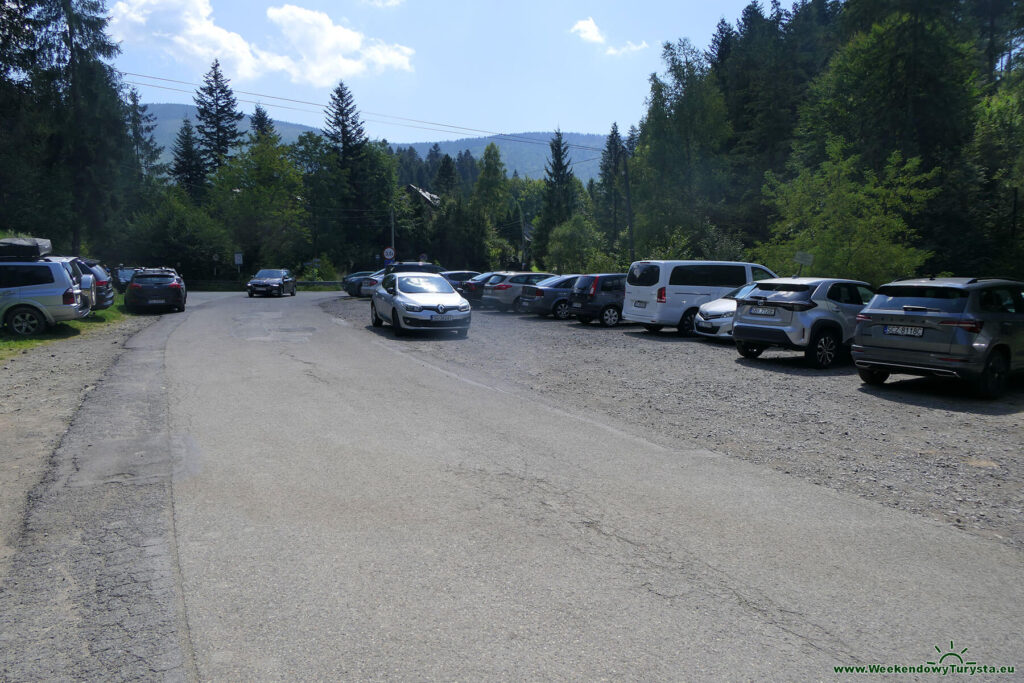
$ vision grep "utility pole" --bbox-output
[622,150,636,263]
[518,202,527,269]
[390,205,395,255]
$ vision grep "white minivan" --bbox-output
[623,260,777,334]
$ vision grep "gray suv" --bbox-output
[0,259,89,335]
[852,277,1024,398]
[732,277,874,368]
[570,273,628,326]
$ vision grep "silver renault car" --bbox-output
[852,277,1024,397]
[370,272,471,337]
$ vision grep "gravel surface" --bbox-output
[326,295,1024,550]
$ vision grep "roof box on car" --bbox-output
[0,237,52,258]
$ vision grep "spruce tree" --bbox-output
[125,87,163,179]
[596,122,624,247]
[534,130,576,266]
[323,80,366,163]
[171,118,206,202]
[249,104,278,143]
[194,59,244,174]
[434,154,458,196]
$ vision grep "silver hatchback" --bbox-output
[852,277,1024,397]
[732,277,874,368]
[371,272,471,337]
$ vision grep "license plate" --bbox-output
[432,314,455,321]
[572,303,582,308]
[696,322,713,330]
[633,300,647,308]
[149,299,165,304]
[750,307,775,316]
[883,325,924,337]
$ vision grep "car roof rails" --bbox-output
[965,276,1024,284]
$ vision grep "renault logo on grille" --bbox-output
[437,304,446,314]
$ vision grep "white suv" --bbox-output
[0,259,89,335]
[732,277,874,368]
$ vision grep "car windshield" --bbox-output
[724,283,758,300]
[871,285,969,313]
[255,269,284,278]
[398,275,455,294]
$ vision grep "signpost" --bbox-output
[383,246,395,266]
[793,251,814,276]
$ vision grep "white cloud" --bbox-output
[110,0,413,87]
[606,40,648,57]
[363,0,404,6]
[570,17,605,44]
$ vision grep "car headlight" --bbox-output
[459,303,471,312]
[722,310,734,318]
[402,302,423,312]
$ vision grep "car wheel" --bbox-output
[6,306,46,336]
[736,341,765,359]
[371,303,383,327]
[248,291,254,298]
[807,328,841,369]
[973,350,1009,399]
[600,306,621,327]
[676,309,697,336]
[176,301,185,312]
[552,300,571,320]
[391,309,405,337]
[513,297,529,313]
[643,324,663,333]
[577,315,592,324]
[858,368,889,386]
[291,286,297,296]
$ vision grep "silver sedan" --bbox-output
[370,272,472,337]
[694,282,758,339]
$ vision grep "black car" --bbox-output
[247,268,297,297]
[125,268,186,312]
[342,271,375,296]
[112,266,142,293]
[459,271,497,304]
[570,273,628,326]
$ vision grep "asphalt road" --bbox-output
[165,293,1021,679]
[2,292,1021,680]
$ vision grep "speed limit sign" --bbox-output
[383,247,395,260]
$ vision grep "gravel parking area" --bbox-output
[326,295,1024,550]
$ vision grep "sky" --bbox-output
[110,0,756,143]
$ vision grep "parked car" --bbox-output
[359,269,386,297]
[482,271,556,311]
[517,275,581,318]
[247,268,297,297]
[80,259,115,311]
[732,277,874,369]
[441,270,481,290]
[384,261,446,275]
[371,271,471,337]
[342,271,374,296]
[459,271,497,303]
[623,260,777,334]
[852,277,1024,398]
[694,282,759,340]
[43,256,97,310]
[0,256,90,336]
[112,265,142,293]
[125,268,187,312]
[570,273,628,326]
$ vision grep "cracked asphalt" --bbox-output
[2,291,1022,680]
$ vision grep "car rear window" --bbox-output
[748,282,814,302]
[574,276,595,291]
[870,285,969,313]
[670,264,747,287]
[134,274,176,284]
[0,264,55,287]
[627,263,660,286]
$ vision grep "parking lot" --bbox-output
[327,294,1024,550]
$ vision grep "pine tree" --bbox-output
[249,104,278,143]
[595,122,624,247]
[125,87,163,179]
[194,59,244,174]
[434,154,458,196]
[324,80,366,163]
[171,118,206,202]
[533,130,576,266]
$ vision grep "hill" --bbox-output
[145,103,605,183]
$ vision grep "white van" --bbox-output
[623,260,777,334]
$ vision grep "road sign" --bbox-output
[418,253,427,262]
[793,251,814,266]
[383,247,395,260]
[234,252,243,266]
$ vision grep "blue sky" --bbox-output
[110,0,755,143]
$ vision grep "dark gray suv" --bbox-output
[570,273,628,326]
[852,277,1024,397]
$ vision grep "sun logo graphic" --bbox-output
[927,641,977,667]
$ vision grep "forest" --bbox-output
[1,0,1022,283]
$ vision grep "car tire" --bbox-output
[807,328,841,369]
[736,341,765,359]
[552,300,571,320]
[858,368,889,386]
[577,315,592,324]
[973,350,1009,399]
[391,309,405,337]
[5,306,46,336]
[600,306,621,327]
[371,303,383,327]
[676,309,697,336]
[291,286,296,296]
[513,297,528,314]
[248,291,254,298]
[643,324,663,333]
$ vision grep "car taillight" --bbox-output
[940,319,983,334]
[168,282,182,289]
[494,284,512,290]
[97,280,109,287]
[657,287,666,303]
[62,287,76,305]
[589,279,598,297]
[785,301,817,311]
[856,313,872,322]
[129,282,142,290]
[367,279,377,286]
[534,290,544,297]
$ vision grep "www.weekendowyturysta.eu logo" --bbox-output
[833,640,1016,676]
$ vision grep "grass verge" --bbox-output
[0,295,131,361]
